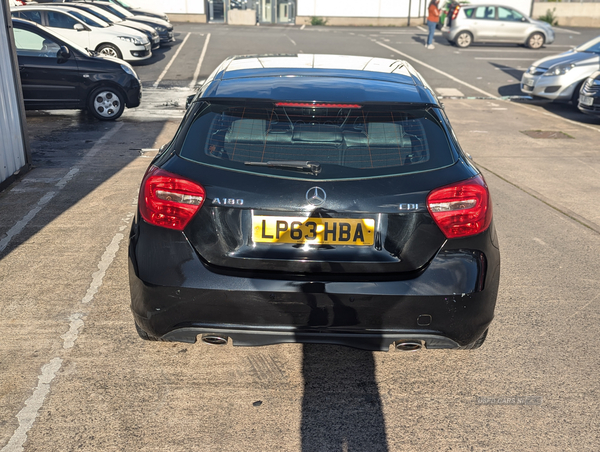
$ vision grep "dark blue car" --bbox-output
[128,54,500,351]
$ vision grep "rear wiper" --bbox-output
[244,160,321,175]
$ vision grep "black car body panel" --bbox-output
[13,18,141,112]
[129,54,500,351]
[578,71,600,116]
[72,0,175,43]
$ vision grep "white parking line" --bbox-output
[374,41,496,98]
[189,33,211,89]
[154,32,191,88]
[287,35,297,46]
[416,25,427,33]
[300,24,305,30]
[0,124,123,256]
[0,199,133,452]
[554,27,581,35]
[475,57,536,60]
[1,358,63,452]
[458,48,559,53]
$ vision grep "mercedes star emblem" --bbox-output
[306,187,326,206]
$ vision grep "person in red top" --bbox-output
[426,0,440,49]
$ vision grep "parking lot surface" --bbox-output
[1,24,599,452]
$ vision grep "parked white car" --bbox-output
[11,5,151,62]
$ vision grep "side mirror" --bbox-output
[74,23,85,31]
[57,45,70,62]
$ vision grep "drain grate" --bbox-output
[521,130,574,139]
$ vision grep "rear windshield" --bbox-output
[178,102,456,180]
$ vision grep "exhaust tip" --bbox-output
[394,340,423,352]
[201,334,229,345]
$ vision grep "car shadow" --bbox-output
[295,282,389,451]
[132,46,171,66]
[515,99,600,125]
[490,63,526,97]
[411,35,453,47]
[301,344,389,451]
[0,109,167,261]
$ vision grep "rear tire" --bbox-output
[96,43,123,59]
[455,31,473,48]
[527,32,545,49]
[466,328,488,350]
[87,86,125,121]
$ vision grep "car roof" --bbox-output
[198,54,439,105]
[11,17,43,28]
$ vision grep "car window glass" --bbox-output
[497,7,523,22]
[463,8,474,19]
[82,7,119,24]
[179,103,455,180]
[115,0,132,8]
[473,6,495,20]
[15,10,42,24]
[66,10,107,27]
[577,36,600,53]
[13,27,61,58]
[106,3,132,17]
[46,12,79,29]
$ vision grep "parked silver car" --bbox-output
[521,36,600,105]
[442,4,554,49]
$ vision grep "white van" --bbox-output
[11,5,151,62]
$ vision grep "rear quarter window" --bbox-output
[178,103,456,180]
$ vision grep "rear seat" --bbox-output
[222,118,427,168]
[224,120,343,163]
[343,122,415,168]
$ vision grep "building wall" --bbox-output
[124,0,205,16]
[533,2,600,28]
[296,0,535,26]
[0,0,29,187]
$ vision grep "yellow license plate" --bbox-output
[252,216,375,245]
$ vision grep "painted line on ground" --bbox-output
[189,33,211,89]
[1,358,63,452]
[416,25,427,33]
[0,204,134,452]
[286,35,297,46]
[474,57,536,60]
[374,40,496,98]
[154,32,191,88]
[300,24,305,30]
[458,48,559,53]
[374,40,600,134]
[0,124,124,256]
[554,27,581,35]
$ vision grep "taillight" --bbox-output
[139,166,205,231]
[452,5,460,19]
[426,175,492,239]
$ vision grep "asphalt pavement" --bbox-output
[0,23,599,452]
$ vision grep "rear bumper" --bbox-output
[129,219,500,351]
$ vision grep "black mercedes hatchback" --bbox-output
[129,54,500,351]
